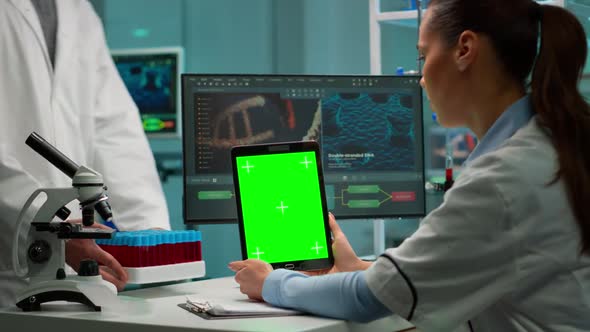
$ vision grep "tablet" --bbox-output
[231,141,334,271]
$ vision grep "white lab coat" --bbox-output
[0,0,170,307]
[365,117,590,331]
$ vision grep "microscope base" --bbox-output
[16,276,118,311]
[16,290,100,311]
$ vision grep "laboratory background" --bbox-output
[87,0,590,280]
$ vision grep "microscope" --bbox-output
[12,132,118,311]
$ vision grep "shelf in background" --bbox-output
[375,0,564,26]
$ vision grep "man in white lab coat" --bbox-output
[0,0,171,307]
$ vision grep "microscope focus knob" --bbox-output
[56,268,66,280]
[78,259,99,277]
[28,240,51,263]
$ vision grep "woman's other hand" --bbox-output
[228,259,273,301]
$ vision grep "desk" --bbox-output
[0,277,415,332]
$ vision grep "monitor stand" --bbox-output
[373,219,385,258]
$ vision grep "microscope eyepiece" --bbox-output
[26,132,79,179]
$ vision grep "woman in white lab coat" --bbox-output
[0,0,170,307]
[230,0,590,331]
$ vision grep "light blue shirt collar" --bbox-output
[464,95,534,166]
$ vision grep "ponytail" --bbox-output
[429,0,590,254]
[531,5,590,254]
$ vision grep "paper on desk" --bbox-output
[185,295,301,317]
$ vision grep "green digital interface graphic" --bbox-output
[141,114,176,133]
[236,151,329,263]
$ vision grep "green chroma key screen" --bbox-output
[236,151,329,263]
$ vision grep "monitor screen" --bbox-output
[111,47,183,137]
[182,74,425,223]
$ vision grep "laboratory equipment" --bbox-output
[444,154,455,192]
[96,230,205,284]
[12,132,118,311]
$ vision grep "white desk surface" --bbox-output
[0,277,415,332]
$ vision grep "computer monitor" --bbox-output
[111,47,183,138]
[182,74,425,224]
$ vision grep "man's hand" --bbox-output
[65,220,128,291]
[306,213,371,276]
[228,259,273,301]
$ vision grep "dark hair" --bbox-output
[428,0,590,255]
